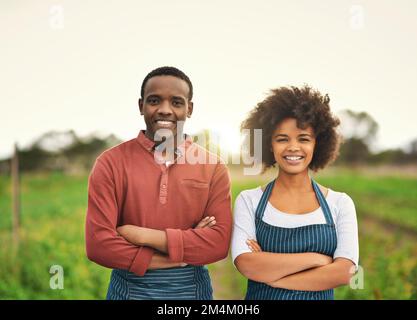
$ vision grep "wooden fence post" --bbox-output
[11,143,20,247]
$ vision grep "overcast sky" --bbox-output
[1,0,417,159]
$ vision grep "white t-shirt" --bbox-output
[231,187,359,268]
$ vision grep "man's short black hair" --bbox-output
[140,66,193,101]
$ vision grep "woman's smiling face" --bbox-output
[271,117,316,175]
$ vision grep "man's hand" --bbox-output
[148,252,187,270]
[194,216,216,229]
[117,216,216,244]
[116,216,217,267]
[117,225,144,245]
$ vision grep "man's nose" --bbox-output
[158,100,173,115]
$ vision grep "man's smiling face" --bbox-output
[139,75,193,141]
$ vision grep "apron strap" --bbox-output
[255,179,275,220]
[312,180,335,226]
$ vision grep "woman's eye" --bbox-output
[276,139,288,142]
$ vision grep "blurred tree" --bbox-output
[18,146,52,171]
[409,138,417,155]
[339,110,379,145]
[369,149,408,165]
[406,138,417,164]
[0,131,122,173]
[338,137,371,164]
[337,110,379,165]
[34,130,78,153]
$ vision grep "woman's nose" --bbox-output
[287,143,300,151]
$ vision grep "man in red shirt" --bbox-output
[85,66,232,299]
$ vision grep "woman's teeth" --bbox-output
[284,156,303,160]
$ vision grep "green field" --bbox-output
[0,169,416,299]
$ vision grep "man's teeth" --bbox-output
[284,156,303,160]
[156,121,173,125]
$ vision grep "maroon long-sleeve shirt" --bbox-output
[85,131,232,276]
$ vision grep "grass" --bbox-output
[315,171,417,231]
[0,172,111,299]
[0,168,416,299]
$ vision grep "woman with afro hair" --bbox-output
[231,85,359,300]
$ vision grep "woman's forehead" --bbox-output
[274,118,314,134]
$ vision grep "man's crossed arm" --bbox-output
[117,216,217,270]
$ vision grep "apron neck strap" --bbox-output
[255,178,335,226]
[255,180,275,220]
[312,180,335,226]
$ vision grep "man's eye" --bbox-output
[148,98,159,104]
[173,100,183,106]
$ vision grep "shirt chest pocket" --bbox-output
[180,179,209,189]
[176,179,211,223]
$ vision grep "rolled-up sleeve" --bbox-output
[85,157,154,276]
[165,163,232,264]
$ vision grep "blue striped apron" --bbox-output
[106,265,213,300]
[245,179,337,300]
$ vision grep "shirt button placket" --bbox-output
[160,166,168,204]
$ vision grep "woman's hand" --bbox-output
[246,239,262,252]
[316,254,333,267]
